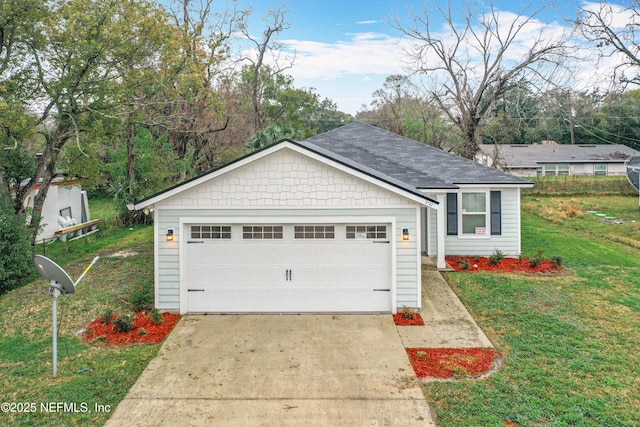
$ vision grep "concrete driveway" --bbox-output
[105,314,437,426]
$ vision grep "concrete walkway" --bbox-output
[104,264,491,426]
[397,259,494,349]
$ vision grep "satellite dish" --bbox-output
[33,255,99,377]
[33,255,75,296]
[625,155,640,192]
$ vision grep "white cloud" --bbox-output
[281,32,409,80]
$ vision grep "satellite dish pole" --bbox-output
[34,255,99,377]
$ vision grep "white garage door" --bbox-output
[184,223,393,313]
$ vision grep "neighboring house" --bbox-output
[476,143,640,177]
[21,176,91,242]
[131,122,532,314]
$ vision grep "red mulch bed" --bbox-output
[393,312,425,326]
[407,347,502,380]
[446,256,559,274]
[85,312,181,345]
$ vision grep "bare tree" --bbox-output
[574,0,640,87]
[239,5,295,132]
[393,1,570,158]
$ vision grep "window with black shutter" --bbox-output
[446,193,458,235]
[490,191,502,235]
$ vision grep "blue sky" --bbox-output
[228,0,622,115]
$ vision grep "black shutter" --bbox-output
[490,191,501,235]
[446,193,458,235]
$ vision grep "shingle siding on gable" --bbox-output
[163,149,415,208]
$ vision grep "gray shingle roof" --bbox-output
[300,122,530,189]
[478,143,639,168]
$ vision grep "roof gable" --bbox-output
[132,140,438,210]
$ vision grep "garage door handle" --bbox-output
[187,241,204,244]
[188,289,205,292]
[373,289,391,292]
[285,269,292,281]
[373,241,390,244]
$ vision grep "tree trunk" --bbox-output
[125,119,136,184]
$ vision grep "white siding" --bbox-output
[424,187,522,257]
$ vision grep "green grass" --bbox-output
[3,194,640,426]
[87,195,119,220]
[427,196,640,426]
[0,225,158,426]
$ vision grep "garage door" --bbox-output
[184,223,393,313]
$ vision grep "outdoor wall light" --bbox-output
[166,228,174,241]
[402,228,410,241]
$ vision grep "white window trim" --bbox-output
[457,191,490,239]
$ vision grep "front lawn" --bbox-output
[0,226,158,426]
[426,196,640,426]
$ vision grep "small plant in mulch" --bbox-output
[394,307,425,326]
[458,258,471,270]
[101,308,114,325]
[402,306,416,319]
[86,312,181,345]
[149,307,164,325]
[406,348,503,381]
[489,249,505,265]
[529,249,545,268]
[114,314,134,333]
[551,255,563,268]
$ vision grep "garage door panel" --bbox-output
[187,287,390,313]
[185,223,393,313]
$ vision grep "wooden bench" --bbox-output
[54,219,103,241]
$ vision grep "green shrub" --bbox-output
[0,192,34,295]
[102,308,114,325]
[402,306,416,319]
[529,249,545,268]
[489,249,505,265]
[458,258,471,270]
[129,280,153,312]
[114,315,134,333]
[149,308,163,325]
[551,255,563,268]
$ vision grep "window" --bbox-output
[594,164,607,176]
[59,207,72,218]
[294,225,334,239]
[461,193,487,235]
[243,225,283,239]
[346,225,387,239]
[447,191,501,236]
[190,225,231,239]
[543,164,570,176]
